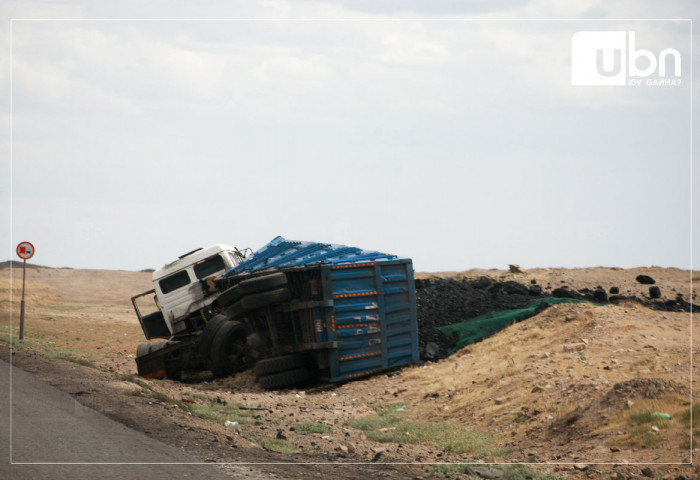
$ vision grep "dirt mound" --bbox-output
[415,274,696,361]
[605,378,688,401]
[551,378,689,438]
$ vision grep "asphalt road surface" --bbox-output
[0,359,235,480]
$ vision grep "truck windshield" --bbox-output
[159,270,191,294]
[194,255,225,279]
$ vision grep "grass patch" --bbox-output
[0,330,19,346]
[118,376,183,406]
[150,390,179,405]
[259,438,300,454]
[630,410,669,428]
[345,414,505,457]
[186,399,250,425]
[682,404,699,427]
[295,422,333,434]
[48,352,97,369]
[119,374,153,392]
[2,331,100,369]
[46,304,91,311]
[623,410,669,448]
[0,326,103,370]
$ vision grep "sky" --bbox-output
[1,1,698,273]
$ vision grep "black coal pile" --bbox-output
[552,285,696,313]
[415,277,542,361]
[414,276,697,362]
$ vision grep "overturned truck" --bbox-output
[132,237,419,389]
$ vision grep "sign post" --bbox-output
[16,242,35,341]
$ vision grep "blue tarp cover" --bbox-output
[224,236,399,276]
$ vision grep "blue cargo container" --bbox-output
[219,236,419,383]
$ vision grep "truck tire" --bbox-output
[198,314,228,359]
[225,287,292,319]
[218,273,288,308]
[254,354,307,378]
[238,273,288,295]
[136,343,151,358]
[240,287,292,312]
[258,367,310,390]
[217,285,243,308]
[209,321,248,378]
[136,341,167,358]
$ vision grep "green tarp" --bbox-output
[436,297,589,355]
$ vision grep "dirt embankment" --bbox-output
[415,266,696,361]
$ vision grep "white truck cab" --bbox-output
[132,244,244,339]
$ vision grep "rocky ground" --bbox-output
[0,265,698,479]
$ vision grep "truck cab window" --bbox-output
[159,270,191,294]
[194,255,226,279]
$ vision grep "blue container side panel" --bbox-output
[326,260,418,382]
[378,263,416,371]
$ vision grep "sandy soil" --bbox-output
[0,265,697,480]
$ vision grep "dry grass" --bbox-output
[185,400,251,426]
[400,302,690,417]
[374,299,693,463]
[294,422,333,434]
[258,438,300,454]
[682,403,699,427]
[0,267,152,374]
[345,402,505,457]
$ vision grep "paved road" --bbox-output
[0,359,234,479]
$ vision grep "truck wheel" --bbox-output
[218,273,288,308]
[217,285,243,308]
[198,314,228,359]
[254,354,307,378]
[258,367,310,390]
[136,341,167,358]
[239,273,288,295]
[240,287,292,312]
[209,321,248,378]
[136,343,151,358]
[225,287,292,319]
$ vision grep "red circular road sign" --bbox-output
[16,242,35,260]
